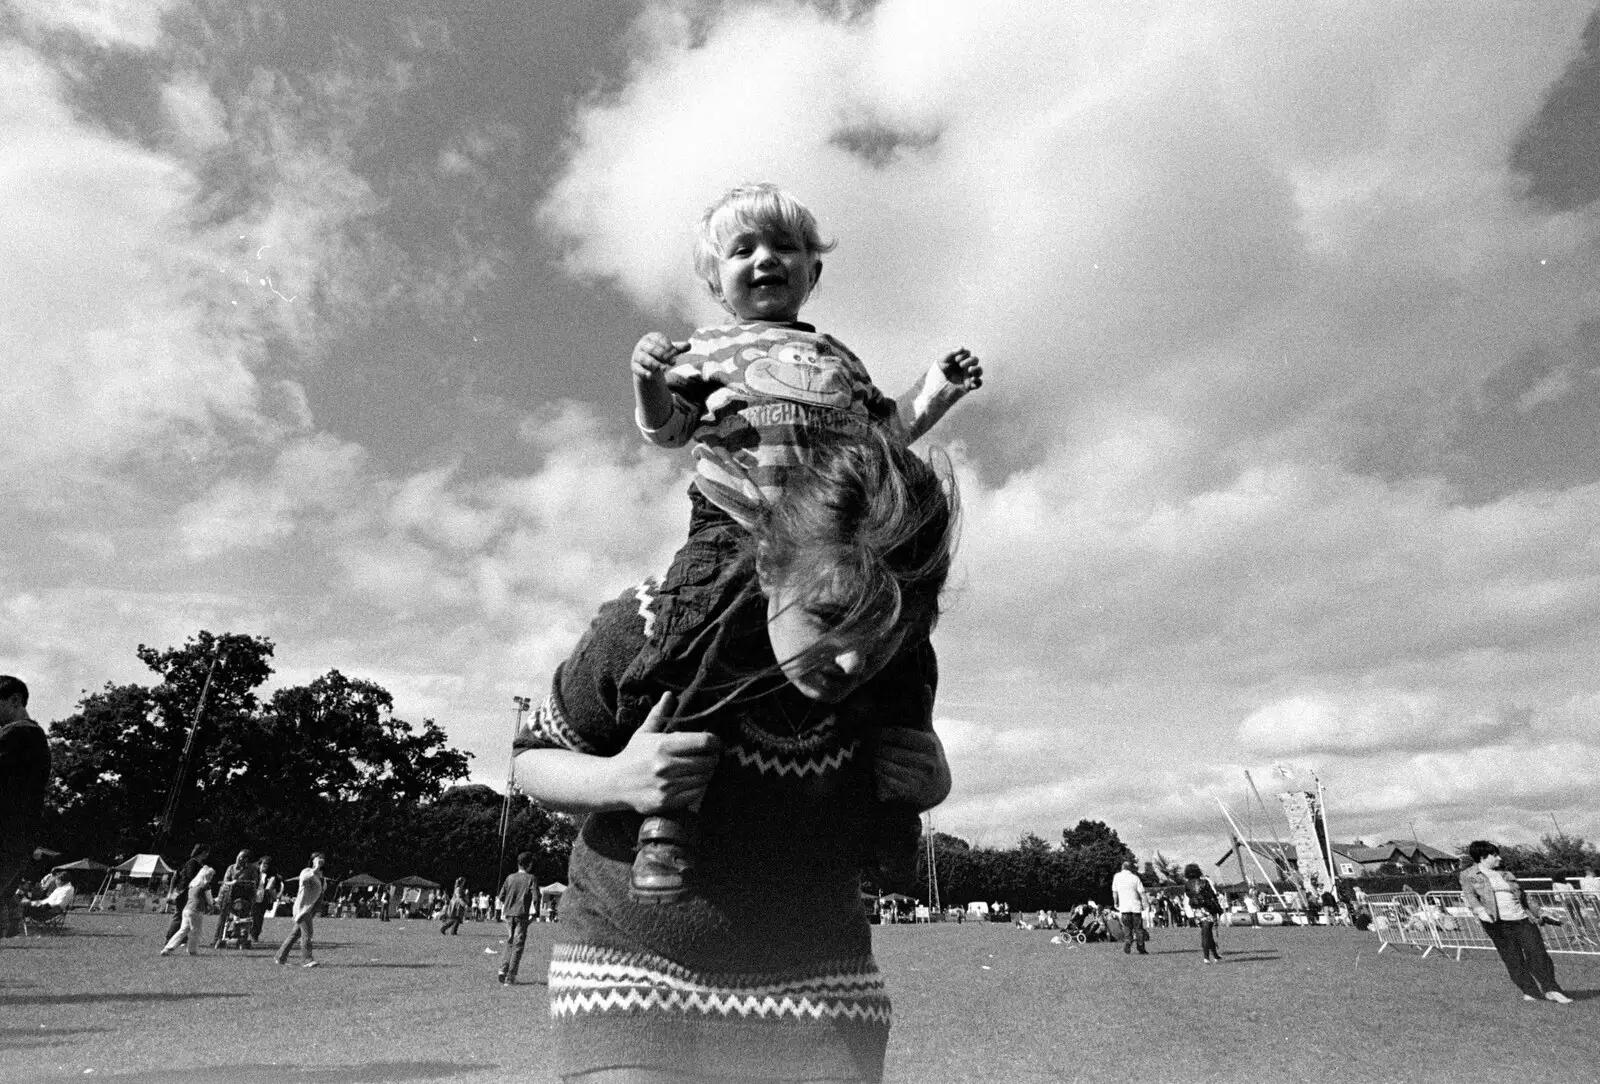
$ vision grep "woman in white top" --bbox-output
[1459,840,1571,1004]
[160,866,215,956]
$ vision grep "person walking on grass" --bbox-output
[497,852,539,985]
[252,855,280,942]
[275,851,326,968]
[161,866,214,957]
[1113,861,1149,955]
[1183,863,1224,962]
[164,843,209,944]
[440,876,468,935]
[1460,840,1571,1004]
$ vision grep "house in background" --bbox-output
[1327,839,1460,878]
[1217,838,1460,883]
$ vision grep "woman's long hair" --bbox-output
[674,425,959,720]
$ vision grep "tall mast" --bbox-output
[497,696,531,888]
[154,645,227,853]
[1216,797,1288,905]
[1312,768,1338,887]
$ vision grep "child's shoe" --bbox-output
[630,815,696,904]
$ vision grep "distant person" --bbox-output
[212,848,257,948]
[1112,861,1149,955]
[1460,840,1571,1004]
[440,877,468,936]
[0,676,50,937]
[275,851,326,968]
[160,866,215,956]
[1578,867,1600,896]
[165,843,210,943]
[496,852,539,985]
[378,884,392,922]
[1183,864,1224,963]
[252,855,281,941]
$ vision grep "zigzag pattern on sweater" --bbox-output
[516,691,599,757]
[549,951,889,1024]
[727,739,859,778]
[632,580,658,640]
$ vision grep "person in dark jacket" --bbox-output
[1,677,51,939]
[1184,863,1224,962]
[496,852,539,985]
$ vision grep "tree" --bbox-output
[1151,851,1184,884]
[43,631,474,869]
[45,632,276,857]
[1059,818,1136,902]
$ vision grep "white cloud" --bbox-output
[1237,691,1517,757]
[11,0,180,52]
[532,0,1600,856]
[0,45,265,493]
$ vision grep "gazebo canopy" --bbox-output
[340,872,385,888]
[52,858,110,873]
[111,854,174,879]
[539,882,566,896]
[389,875,441,889]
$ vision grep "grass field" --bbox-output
[2,911,1596,1084]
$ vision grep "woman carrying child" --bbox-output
[514,426,958,1084]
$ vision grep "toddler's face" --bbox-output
[714,223,818,323]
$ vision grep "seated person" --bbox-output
[23,880,75,919]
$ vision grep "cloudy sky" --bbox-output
[5,0,1599,869]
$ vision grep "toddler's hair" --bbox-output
[754,424,958,654]
[1466,840,1500,863]
[1183,863,1203,880]
[694,182,837,298]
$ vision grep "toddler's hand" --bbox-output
[632,333,690,381]
[939,348,983,392]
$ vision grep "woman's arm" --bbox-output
[513,692,722,816]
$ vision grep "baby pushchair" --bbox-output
[216,894,254,949]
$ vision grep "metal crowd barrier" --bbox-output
[1368,890,1600,961]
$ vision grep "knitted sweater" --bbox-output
[514,582,905,1081]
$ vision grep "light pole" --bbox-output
[498,696,532,888]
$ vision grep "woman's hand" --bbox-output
[873,723,952,811]
[610,692,723,815]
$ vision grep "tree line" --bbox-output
[40,631,1166,907]
[40,631,575,889]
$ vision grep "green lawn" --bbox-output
[2,912,1595,1083]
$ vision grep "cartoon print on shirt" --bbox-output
[740,340,855,409]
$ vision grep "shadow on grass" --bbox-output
[347,962,441,969]
[1,1024,112,1052]
[0,992,250,1006]
[90,1060,496,1082]
[1212,952,1282,964]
